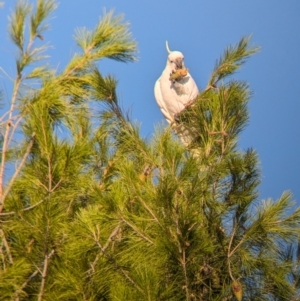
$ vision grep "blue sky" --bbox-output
[0,1,300,204]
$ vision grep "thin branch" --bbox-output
[0,110,13,124]
[26,34,35,54]
[15,250,55,301]
[228,224,237,258]
[88,253,100,275]
[180,248,191,301]
[0,198,45,216]
[0,229,13,264]
[0,66,14,82]
[36,180,49,192]
[227,221,245,281]
[50,179,63,192]
[47,160,52,192]
[227,259,235,282]
[14,270,39,301]
[89,222,145,294]
[7,115,23,147]
[138,197,163,227]
[0,132,36,213]
[87,224,121,276]
[228,235,247,258]
[121,217,154,244]
[226,220,238,281]
[37,249,55,301]
[0,75,22,203]
[95,239,145,296]
[103,224,121,251]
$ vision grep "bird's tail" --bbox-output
[172,123,193,146]
[172,122,201,158]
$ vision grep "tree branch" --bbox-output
[37,249,55,301]
[0,198,45,216]
[0,75,22,206]
[138,197,163,227]
[0,229,13,264]
[87,224,121,276]
[121,217,154,244]
[14,270,39,301]
[95,239,145,296]
[180,248,191,301]
[0,132,36,213]
[14,250,55,301]
[228,234,246,258]
[7,115,23,147]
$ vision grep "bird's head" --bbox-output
[165,41,185,71]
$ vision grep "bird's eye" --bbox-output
[170,60,173,63]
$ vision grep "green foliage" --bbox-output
[74,10,137,62]
[30,0,57,40]
[0,1,299,301]
[209,36,260,86]
[8,0,32,50]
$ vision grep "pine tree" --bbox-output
[1,1,300,301]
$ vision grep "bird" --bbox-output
[154,41,199,145]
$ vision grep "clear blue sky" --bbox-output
[0,1,300,204]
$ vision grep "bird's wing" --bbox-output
[186,72,199,100]
[174,73,199,100]
[158,70,187,117]
[154,77,173,123]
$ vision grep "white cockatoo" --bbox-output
[154,42,199,145]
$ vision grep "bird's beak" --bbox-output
[175,59,183,69]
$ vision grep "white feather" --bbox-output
[154,46,198,123]
[154,43,199,145]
